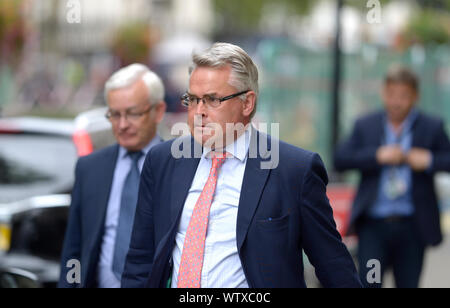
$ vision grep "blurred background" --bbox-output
[1,0,450,288]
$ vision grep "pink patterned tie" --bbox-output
[177,152,227,288]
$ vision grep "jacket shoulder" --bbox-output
[76,144,119,170]
[147,136,188,160]
[276,139,324,175]
[143,136,193,170]
[279,139,316,160]
[354,111,384,127]
[416,111,444,127]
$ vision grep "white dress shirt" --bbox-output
[171,126,252,288]
[97,136,161,288]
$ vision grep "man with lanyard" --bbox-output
[335,65,450,287]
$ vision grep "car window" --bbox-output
[0,134,77,203]
[9,206,69,261]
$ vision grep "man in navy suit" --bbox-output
[335,65,450,287]
[122,43,361,288]
[59,64,166,288]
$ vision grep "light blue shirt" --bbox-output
[369,110,418,218]
[97,136,161,288]
[171,126,252,288]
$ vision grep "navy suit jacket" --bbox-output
[334,111,450,246]
[122,130,361,288]
[59,144,120,288]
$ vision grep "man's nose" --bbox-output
[194,100,208,116]
[118,115,130,130]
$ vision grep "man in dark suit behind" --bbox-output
[335,65,450,287]
[59,64,166,287]
[122,42,361,288]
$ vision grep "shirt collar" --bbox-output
[119,135,162,159]
[403,108,419,131]
[202,124,252,163]
[385,108,419,135]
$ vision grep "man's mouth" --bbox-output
[194,124,209,130]
[119,132,136,138]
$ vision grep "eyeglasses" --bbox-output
[181,90,249,109]
[105,105,154,123]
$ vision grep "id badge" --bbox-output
[385,171,407,200]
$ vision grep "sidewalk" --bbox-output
[385,213,450,288]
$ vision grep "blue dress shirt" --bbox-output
[97,136,161,288]
[369,109,419,218]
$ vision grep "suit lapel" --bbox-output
[379,110,422,147]
[167,131,272,253]
[411,112,422,148]
[84,145,119,285]
[376,112,386,146]
[93,145,119,232]
[170,137,201,224]
[149,147,199,288]
[236,129,271,252]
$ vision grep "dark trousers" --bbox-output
[357,217,425,288]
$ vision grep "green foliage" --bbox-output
[345,0,390,10]
[405,9,450,44]
[111,22,154,66]
[0,0,27,65]
[212,0,314,35]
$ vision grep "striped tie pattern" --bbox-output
[112,151,143,280]
[177,152,227,288]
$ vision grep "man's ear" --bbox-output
[412,90,419,105]
[154,101,167,124]
[242,91,256,118]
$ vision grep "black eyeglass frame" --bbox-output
[181,90,250,108]
[105,104,155,122]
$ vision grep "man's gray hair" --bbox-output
[104,63,165,105]
[190,42,259,118]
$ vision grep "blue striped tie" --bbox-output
[112,151,143,281]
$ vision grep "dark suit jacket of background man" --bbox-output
[334,111,450,246]
[122,128,362,288]
[59,144,121,288]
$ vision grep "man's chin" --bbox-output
[192,134,225,149]
[388,112,409,123]
[118,139,141,152]
[192,133,210,145]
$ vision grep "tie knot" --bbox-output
[210,151,229,168]
[128,151,143,163]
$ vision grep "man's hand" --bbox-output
[406,148,432,172]
[376,145,405,166]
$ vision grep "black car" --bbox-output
[0,109,180,287]
[0,111,114,287]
